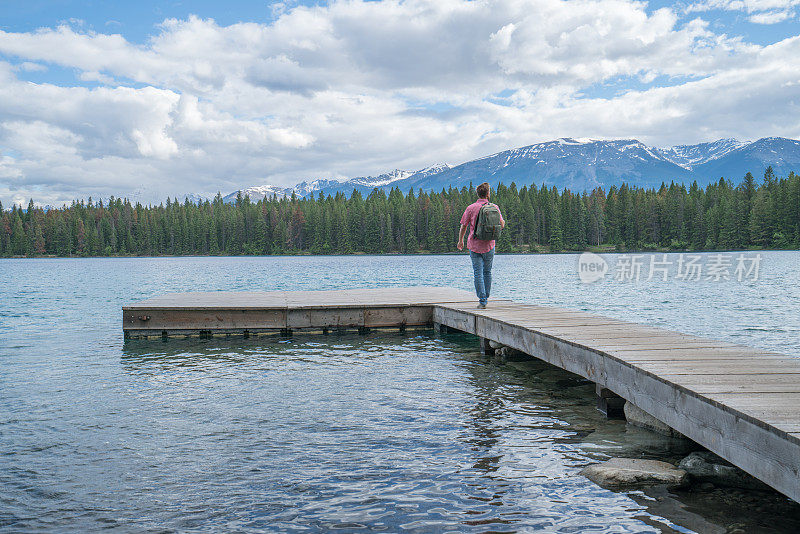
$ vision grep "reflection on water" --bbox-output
[2,254,800,532]
[118,333,687,533]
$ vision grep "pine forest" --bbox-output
[2,168,798,257]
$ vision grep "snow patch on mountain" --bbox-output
[182,193,209,204]
[349,169,414,187]
[657,138,745,169]
[222,185,293,203]
[294,179,342,197]
[414,163,451,176]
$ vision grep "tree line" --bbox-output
[1,167,798,257]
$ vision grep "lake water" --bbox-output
[1,252,799,533]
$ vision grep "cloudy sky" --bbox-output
[1,0,799,206]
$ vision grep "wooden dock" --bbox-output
[123,286,800,502]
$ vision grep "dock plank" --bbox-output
[126,286,478,310]
[635,360,800,375]
[608,347,785,361]
[665,374,800,394]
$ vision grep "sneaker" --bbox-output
[477,303,486,309]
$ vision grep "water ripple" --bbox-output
[2,254,800,532]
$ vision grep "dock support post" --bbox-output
[479,337,495,355]
[399,323,406,333]
[322,327,329,336]
[434,322,456,334]
[358,326,370,335]
[243,330,250,339]
[280,328,292,337]
[596,384,625,418]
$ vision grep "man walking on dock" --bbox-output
[457,182,505,308]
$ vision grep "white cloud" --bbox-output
[0,0,798,206]
[748,9,793,22]
[14,61,46,72]
[79,70,117,84]
[687,0,800,23]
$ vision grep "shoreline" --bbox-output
[1,247,797,260]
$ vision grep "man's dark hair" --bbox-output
[477,182,490,199]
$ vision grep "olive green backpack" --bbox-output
[473,203,502,240]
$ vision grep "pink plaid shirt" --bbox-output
[460,199,504,253]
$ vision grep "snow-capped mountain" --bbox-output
[412,163,452,179]
[656,138,745,168]
[309,164,453,197]
[223,166,442,203]
[221,178,351,202]
[182,193,209,204]
[222,164,453,202]
[387,137,799,193]
[222,185,293,203]
[395,138,695,192]
[293,179,342,197]
[691,137,800,182]
[215,137,799,202]
[350,169,415,187]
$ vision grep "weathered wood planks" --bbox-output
[123,286,477,335]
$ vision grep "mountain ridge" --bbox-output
[218,136,800,203]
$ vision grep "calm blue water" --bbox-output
[1,252,799,533]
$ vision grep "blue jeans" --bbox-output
[470,249,494,305]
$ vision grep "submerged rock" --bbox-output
[580,458,688,489]
[624,402,684,438]
[678,451,771,491]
